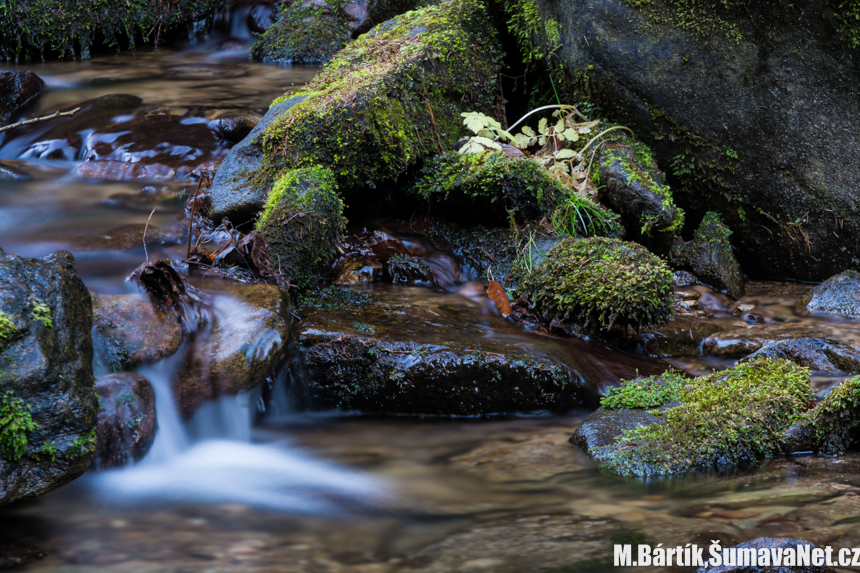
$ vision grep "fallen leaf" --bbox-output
[487,280,512,318]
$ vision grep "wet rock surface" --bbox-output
[293,286,668,415]
[173,279,291,418]
[742,338,860,374]
[94,373,157,470]
[570,405,662,453]
[673,212,745,299]
[92,293,184,373]
[799,271,860,320]
[0,71,43,125]
[0,248,98,507]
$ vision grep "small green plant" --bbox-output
[351,322,374,333]
[550,193,622,238]
[117,392,138,405]
[41,441,58,462]
[0,391,38,462]
[125,414,146,431]
[31,301,52,329]
[0,311,16,344]
[68,429,97,459]
[601,371,688,410]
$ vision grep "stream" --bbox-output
[2,38,860,573]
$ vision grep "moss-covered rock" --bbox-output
[590,358,811,476]
[366,0,437,24]
[521,237,674,332]
[386,254,435,284]
[597,134,683,251]
[208,0,502,220]
[256,166,345,289]
[804,376,860,456]
[742,338,860,374]
[672,211,745,299]
[0,0,223,60]
[250,0,355,63]
[797,270,860,319]
[0,248,98,507]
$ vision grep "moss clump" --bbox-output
[522,237,674,331]
[806,376,860,455]
[386,254,435,284]
[257,167,346,289]
[0,311,16,345]
[251,0,352,63]
[601,371,687,410]
[597,358,812,476]
[68,428,97,459]
[31,301,52,329]
[598,135,684,237]
[0,391,38,462]
[258,0,502,194]
[671,211,744,298]
[0,0,222,61]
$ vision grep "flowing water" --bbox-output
[2,35,860,573]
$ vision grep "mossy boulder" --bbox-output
[386,254,435,284]
[521,237,674,332]
[801,376,860,456]
[0,248,98,507]
[529,0,860,281]
[597,134,683,252]
[207,0,502,220]
[585,358,811,476]
[256,166,346,289]
[366,0,436,24]
[671,212,745,299]
[742,338,860,374]
[250,0,361,63]
[0,0,223,60]
[414,151,565,223]
[797,270,860,319]
[93,373,156,470]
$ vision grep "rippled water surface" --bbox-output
[2,43,860,573]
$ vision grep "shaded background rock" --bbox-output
[0,71,43,125]
[798,271,860,319]
[672,212,745,299]
[94,373,157,469]
[0,248,98,507]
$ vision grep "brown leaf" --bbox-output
[487,280,512,318]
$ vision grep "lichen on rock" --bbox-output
[521,237,674,332]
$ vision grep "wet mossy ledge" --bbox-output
[521,237,674,332]
[0,0,224,60]
[251,0,353,63]
[261,0,502,193]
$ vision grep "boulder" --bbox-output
[0,248,98,507]
[571,406,663,453]
[597,134,683,251]
[173,280,291,418]
[366,0,435,24]
[742,338,860,374]
[797,270,860,319]
[208,0,502,220]
[91,293,184,373]
[529,0,860,281]
[0,71,43,125]
[0,0,223,59]
[386,254,435,285]
[256,167,346,289]
[672,212,745,299]
[293,286,668,415]
[94,373,157,469]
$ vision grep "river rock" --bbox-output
[366,0,435,24]
[672,212,745,299]
[94,373,157,469]
[91,293,184,373]
[0,71,43,125]
[210,0,501,220]
[570,406,663,453]
[293,286,668,415]
[742,338,860,374]
[529,0,860,281]
[697,537,833,572]
[797,270,860,319]
[0,248,98,507]
[173,280,290,417]
[703,324,828,358]
[256,166,346,289]
[386,254,435,285]
[598,134,683,252]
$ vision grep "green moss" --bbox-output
[68,428,97,459]
[40,440,57,462]
[672,211,736,278]
[251,0,352,63]
[31,301,52,329]
[0,0,223,61]
[522,237,674,331]
[806,376,860,455]
[294,285,377,311]
[601,371,687,410]
[257,167,346,289]
[0,390,38,462]
[0,311,15,344]
[259,0,502,194]
[597,358,811,476]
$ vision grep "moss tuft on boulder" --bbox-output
[251,0,354,64]
[521,237,674,331]
[593,358,811,476]
[672,211,745,298]
[256,166,346,288]
[804,376,860,456]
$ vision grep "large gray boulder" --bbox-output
[797,270,860,319]
[0,248,98,507]
[530,0,860,281]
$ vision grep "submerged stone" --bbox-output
[94,373,157,470]
[797,270,860,319]
[0,248,98,507]
[293,286,668,415]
